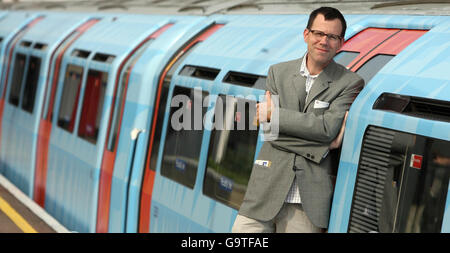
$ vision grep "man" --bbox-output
[233,7,364,233]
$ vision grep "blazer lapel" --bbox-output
[292,73,307,111]
[303,61,337,112]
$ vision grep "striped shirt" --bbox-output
[285,54,319,204]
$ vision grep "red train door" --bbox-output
[138,23,224,233]
[336,28,427,82]
[336,28,400,69]
[33,19,99,207]
[350,29,427,72]
[95,24,174,233]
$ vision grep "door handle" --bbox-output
[130,128,145,141]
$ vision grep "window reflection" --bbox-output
[375,130,450,232]
[334,51,359,67]
[57,64,83,133]
[9,53,26,106]
[203,95,258,209]
[160,86,209,189]
[356,54,394,84]
[22,56,41,113]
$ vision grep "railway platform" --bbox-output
[0,174,69,233]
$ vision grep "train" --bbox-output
[0,0,449,233]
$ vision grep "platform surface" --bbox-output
[0,174,69,233]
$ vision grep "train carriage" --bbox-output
[329,15,450,233]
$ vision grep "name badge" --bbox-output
[314,100,329,109]
[255,160,271,167]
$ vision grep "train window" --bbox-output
[21,56,41,113]
[166,43,201,82]
[393,138,450,232]
[93,53,115,63]
[20,41,32,48]
[334,51,359,67]
[33,43,48,51]
[145,25,224,175]
[78,70,108,144]
[57,64,84,133]
[146,43,202,171]
[203,95,258,209]
[160,86,209,189]
[222,71,266,90]
[71,49,91,59]
[179,65,220,81]
[356,54,394,84]
[373,93,450,123]
[349,126,450,233]
[8,53,27,106]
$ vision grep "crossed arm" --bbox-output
[255,66,363,159]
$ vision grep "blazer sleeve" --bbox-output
[270,134,330,164]
[276,76,364,143]
[265,65,278,95]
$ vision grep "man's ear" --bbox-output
[303,28,309,42]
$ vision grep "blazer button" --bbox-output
[311,155,315,160]
[307,153,310,158]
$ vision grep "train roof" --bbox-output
[1,0,450,16]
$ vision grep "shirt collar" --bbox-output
[300,54,319,78]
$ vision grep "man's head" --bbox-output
[307,7,346,38]
[303,7,346,73]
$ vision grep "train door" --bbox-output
[33,18,99,207]
[46,51,111,231]
[0,15,43,170]
[95,23,174,233]
[138,24,224,233]
[0,40,41,194]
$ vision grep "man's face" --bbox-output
[303,14,344,68]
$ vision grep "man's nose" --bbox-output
[319,35,329,45]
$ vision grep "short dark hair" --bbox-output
[306,7,347,38]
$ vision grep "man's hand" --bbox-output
[329,111,348,150]
[254,91,273,126]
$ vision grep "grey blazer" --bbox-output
[238,57,364,228]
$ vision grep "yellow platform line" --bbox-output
[0,195,37,233]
